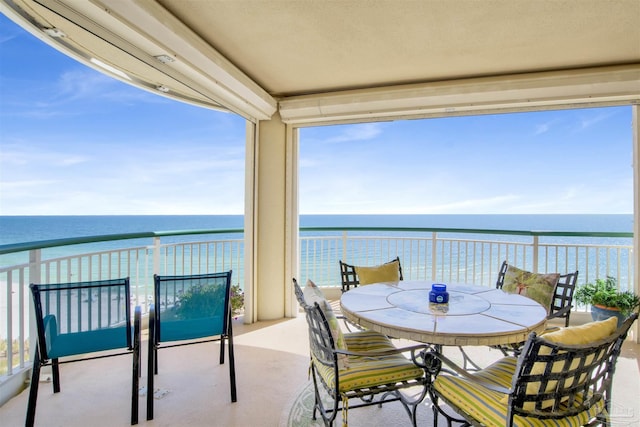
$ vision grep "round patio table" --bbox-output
[340,280,548,347]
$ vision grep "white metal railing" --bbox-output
[0,226,634,402]
[298,230,634,292]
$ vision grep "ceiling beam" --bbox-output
[279,65,640,126]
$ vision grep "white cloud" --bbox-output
[534,118,561,135]
[58,69,114,99]
[325,123,383,143]
[1,179,59,190]
[576,110,618,131]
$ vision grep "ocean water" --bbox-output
[1,214,632,274]
[0,214,633,246]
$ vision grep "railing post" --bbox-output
[153,237,161,275]
[342,231,348,261]
[28,249,41,363]
[532,235,539,273]
[431,232,437,281]
[5,271,13,376]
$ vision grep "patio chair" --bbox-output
[27,278,141,426]
[339,256,403,292]
[484,261,580,358]
[457,262,579,368]
[147,271,236,420]
[425,312,638,427]
[496,260,579,327]
[293,278,429,426]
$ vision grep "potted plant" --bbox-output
[230,284,244,317]
[574,276,640,327]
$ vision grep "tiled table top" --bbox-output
[340,280,548,346]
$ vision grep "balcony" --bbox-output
[0,315,638,426]
[1,226,638,425]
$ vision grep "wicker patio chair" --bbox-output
[293,278,429,426]
[339,256,404,292]
[27,278,141,426]
[425,313,638,427]
[147,271,236,420]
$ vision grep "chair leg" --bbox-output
[131,307,141,425]
[220,309,231,365]
[220,335,226,364]
[228,333,237,402]
[227,314,236,402]
[153,346,158,375]
[432,399,439,427]
[147,306,156,421]
[52,357,60,393]
[25,347,41,427]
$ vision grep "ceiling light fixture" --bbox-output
[156,85,170,93]
[90,58,131,81]
[154,54,175,64]
[43,27,67,38]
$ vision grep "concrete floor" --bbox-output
[1,314,639,427]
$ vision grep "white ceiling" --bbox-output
[159,0,640,96]
[2,0,640,124]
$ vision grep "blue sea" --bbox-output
[0,214,634,247]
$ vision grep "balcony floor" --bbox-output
[1,315,639,426]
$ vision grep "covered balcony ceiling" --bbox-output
[2,0,640,124]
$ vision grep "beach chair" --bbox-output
[27,278,141,426]
[146,271,236,420]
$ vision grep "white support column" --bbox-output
[244,121,258,324]
[632,104,639,343]
[245,112,296,321]
[285,125,300,318]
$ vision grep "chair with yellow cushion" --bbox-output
[293,278,429,426]
[496,260,579,327]
[489,261,579,359]
[425,313,638,427]
[339,256,403,292]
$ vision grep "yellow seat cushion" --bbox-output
[313,330,423,393]
[542,316,617,345]
[355,260,400,285]
[434,356,605,427]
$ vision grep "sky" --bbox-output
[0,13,634,216]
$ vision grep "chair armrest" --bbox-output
[425,351,512,395]
[548,305,572,319]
